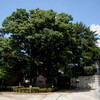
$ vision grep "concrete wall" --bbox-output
[71,75,100,89]
[95,61,100,75]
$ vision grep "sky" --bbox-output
[0,0,100,45]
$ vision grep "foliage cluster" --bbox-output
[84,64,97,76]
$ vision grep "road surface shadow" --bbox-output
[56,88,94,93]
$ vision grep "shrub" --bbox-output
[84,64,97,76]
[0,86,13,91]
[0,86,58,93]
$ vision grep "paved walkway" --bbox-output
[0,89,99,100]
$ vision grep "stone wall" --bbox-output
[71,75,100,89]
[36,75,45,88]
[95,61,100,75]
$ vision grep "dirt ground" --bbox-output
[0,89,99,100]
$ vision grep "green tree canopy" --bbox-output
[0,8,99,79]
[0,36,11,78]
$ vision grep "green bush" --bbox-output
[84,64,97,76]
[46,88,52,92]
[13,87,58,93]
[0,86,58,93]
[0,86,13,91]
[39,88,47,92]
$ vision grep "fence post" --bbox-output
[29,85,32,93]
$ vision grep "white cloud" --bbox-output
[96,40,100,47]
[90,24,100,47]
[90,24,100,34]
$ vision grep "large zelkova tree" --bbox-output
[0,8,99,83]
[0,8,74,80]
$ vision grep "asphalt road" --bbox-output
[0,89,99,100]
